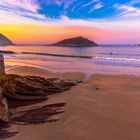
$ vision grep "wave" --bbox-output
[5,55,91,63]
[22,52,92,59]
[21,51,140,62]
[97,52,140,56]
[94,56,140,62]
[5,55,140,68]
[4,51,140,62]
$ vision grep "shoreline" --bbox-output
[4,57,140,76]
[6,64,140,81]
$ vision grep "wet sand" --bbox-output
[3,66,140,140]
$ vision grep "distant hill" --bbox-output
[0,33,14,46]
[50,36,98,47]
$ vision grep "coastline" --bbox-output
[2,66,140,140]
[5,61,140,79]
[2,44,140,77]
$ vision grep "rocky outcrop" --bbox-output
[0,54,5,74]
[0,74,82,122]
[0,89,9,122]
[0,34,14,46]
[50,36,98,47]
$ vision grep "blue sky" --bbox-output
[37,0,131,19]
[34,0,140,20]
[30,0,140,20]
[0,0,140,23]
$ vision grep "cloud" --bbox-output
[0,0,40,12]
[75,0,104,13]
[0,0,104,24]
[80,0,97,8]
[0,0,47,24]
[114,4,140,17]
[1,7,140,34]
[46,0,64,6]
[46,16,140,33]
[46,0,74,9]
[89,3,104,13]
[63,0,75,9]
[127,0,140,6]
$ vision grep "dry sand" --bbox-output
[4,66,140,140]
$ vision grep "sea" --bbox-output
[1,45,140,75]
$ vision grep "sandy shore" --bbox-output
[3,66,140,140]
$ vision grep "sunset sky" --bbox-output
[0,0,140,44]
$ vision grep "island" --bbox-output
[0,33,14,46]
[49,36,98,47]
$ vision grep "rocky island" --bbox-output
[50,36,98,47]
[0,33,14,46]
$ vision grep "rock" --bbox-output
[0,33,14,46]
[49,36,98,47]
[0,54,5,74]
[0,74,82,122]
[0,88,9,122]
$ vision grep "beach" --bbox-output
[1,0,140,139]
[2,66,140,140]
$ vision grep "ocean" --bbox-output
[1,45,140,75]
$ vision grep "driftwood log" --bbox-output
[0,74,82,122]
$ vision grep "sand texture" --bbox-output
[2,66,140,140]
